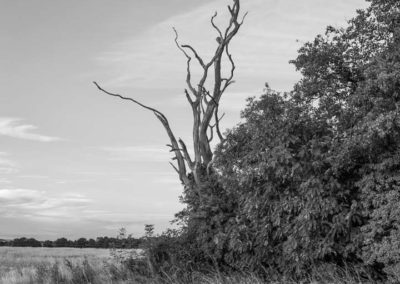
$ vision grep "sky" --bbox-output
[0,0,368,240]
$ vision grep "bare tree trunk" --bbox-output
[94,0,247,193]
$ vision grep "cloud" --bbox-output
[0,118,62,142]
[0,152,18,175]
[0,189,43,204]
[95,0,366,93]
[18,175,49,179]
[0,178,11,184]
[0,186,180,237]
[0,187,174,228]
[0,188,92,221]
[54,179,95,185]
[100,145,174,162]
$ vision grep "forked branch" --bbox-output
[94,0,246,190]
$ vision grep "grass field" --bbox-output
[0,246,133,284]
[0,246,376,284]
[0,246,267,283]
[0,247,269,284]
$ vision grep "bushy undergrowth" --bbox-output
[109,242,381,284]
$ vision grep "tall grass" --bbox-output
[0,247,380,283]
[0,247,120,284]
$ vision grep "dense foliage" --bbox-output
[142,0,400,281]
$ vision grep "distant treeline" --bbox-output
[0,236,143,249]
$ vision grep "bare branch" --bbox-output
[208,124,214,142]
[181,44,206,68]
[167,140,193,170]
[173,28,197,96]
[207,111,225,143]
[94,81,168,122]
[201,86,218,106]
[179,139,194,169]
[221,44,236,94]
[224,0,245,43]
[93,81,190,185]
[196,0,245,165]
[200,97,206,116]
[240,11,249,25]
[203,90,209,104]
[185,89,194,106]
[216,112,226,123]
[211,12,223,39]
[225,45,235,81]
[215,109,225,142]
[95,0,246,191]
[169,162,180,175]
[168,147,183,153]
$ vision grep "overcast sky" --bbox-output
[0,0,367,240]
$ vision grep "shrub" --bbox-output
[170,0,400,280]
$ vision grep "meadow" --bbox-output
[0,247,134,284]
[0,246,375,284]
[0,246,265,284]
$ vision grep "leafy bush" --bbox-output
[162,0,400,280]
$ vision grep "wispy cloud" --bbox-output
[0,178,11,184]
[0,188,92,221]
[100,145,173,162]
[0,118,62,142]
[54,179,95,185]
[0,188,44,205]
[18,175,49,179]
[95,0,366,93]
[0,152,18,175]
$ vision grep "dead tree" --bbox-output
[94,0,246,192]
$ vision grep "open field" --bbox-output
[0,246,267,284]
[1,246,266,284]
[0,247,131,284]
